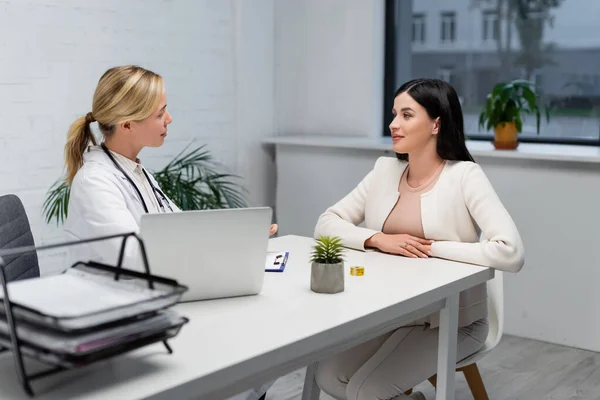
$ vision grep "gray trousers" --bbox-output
[315,319,489,400]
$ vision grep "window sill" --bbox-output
[262,135,600,164]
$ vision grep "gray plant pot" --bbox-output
[311,262,344,294]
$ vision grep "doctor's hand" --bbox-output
[364,233,433,259]
[269,224,278,236]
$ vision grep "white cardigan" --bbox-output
[315,156,524,273]
[314,157,525,327]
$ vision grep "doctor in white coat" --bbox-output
[63,65,276,400]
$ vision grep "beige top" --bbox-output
[382,160,487,329]
[110,150,162,213]
[382,160,445,236]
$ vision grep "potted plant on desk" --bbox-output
[310,236,345,294]
[478,79,550,149]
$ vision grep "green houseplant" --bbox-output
[478,79,551,149]
[310,235,345,294]
[42,143,247,225]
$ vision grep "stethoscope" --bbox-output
[101,143,174,213]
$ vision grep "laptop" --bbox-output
[139,207,273,302]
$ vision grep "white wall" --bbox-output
[275,0,386,137]
[0,0,275,275]
[234,0,276,210]
[475,157,600,351]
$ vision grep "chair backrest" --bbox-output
[456,270,504,368]
[481,270,504,352]
[0,194,40,282]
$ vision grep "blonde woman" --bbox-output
[64,65,177,270]
[63,66,275,400]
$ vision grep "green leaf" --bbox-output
[503,99,518,122]
[491,82,508,98]
[478,112,486,130]
[515,112,523,133]
[509,79,535,87]
[42,179,71,225]
[521,86,538,113]
[310,236,345,264]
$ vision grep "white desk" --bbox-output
[0,235,493,400]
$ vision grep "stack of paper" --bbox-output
[0,267,187,368]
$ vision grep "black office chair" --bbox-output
[0,194,40,281]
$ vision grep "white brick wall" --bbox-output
[0,0,276,275]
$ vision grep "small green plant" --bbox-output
[478,79,551,134]
[310,236,345,264]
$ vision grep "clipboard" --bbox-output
[265,251,289,272]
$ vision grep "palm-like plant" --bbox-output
[42,180,71,226]
[42,143,247,225]
[310,236,345,265]
[153,144,246,211]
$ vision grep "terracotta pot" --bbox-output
[493,121,519,150]
[310,262,344,294]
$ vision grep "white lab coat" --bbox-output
[64,145,273,400]
[65,145,180,270]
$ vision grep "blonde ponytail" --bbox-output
[65,113,97,184]
[63,65,163,184]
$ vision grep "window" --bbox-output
[384,0,600,145]
[482,10,499,41]
[412,13,426,44]
[440,12,456,43]
[531,70,543,88]
[437,67,453,83]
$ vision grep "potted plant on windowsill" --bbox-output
[478,79,551,150]
[310,236,345,294]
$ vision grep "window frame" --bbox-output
[412,13,426,44]
[440,11,456,43]
[437,67,454,83]
[482,10,499,42]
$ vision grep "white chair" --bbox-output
[425,271,503,400]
